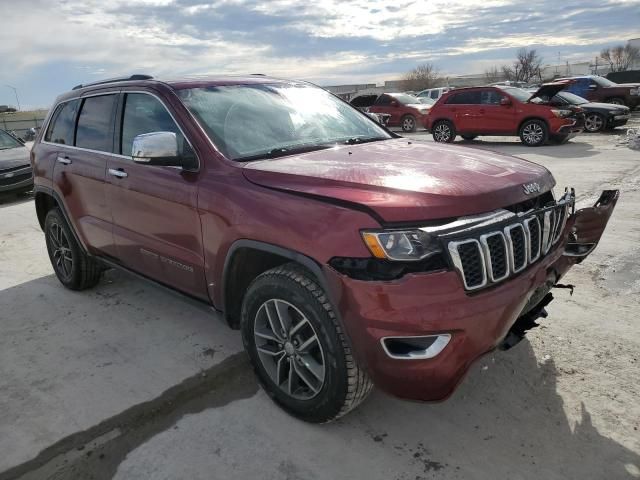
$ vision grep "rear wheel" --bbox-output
[461,134,477,141]
[584,112,605,132]
[401,115,417,132]
[241,263,372,423]
[519,119,548,147]
[44,208,103,290]
[432,120,456,143]
[606,97,625,106]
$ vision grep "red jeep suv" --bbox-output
[427,83,584,146]
[31,75,617,423]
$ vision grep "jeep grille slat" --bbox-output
[446,198,573,292]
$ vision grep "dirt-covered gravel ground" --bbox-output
[1,114,639,480]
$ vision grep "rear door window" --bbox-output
[45,100,79,145]
[445,91,482,104]
[75,95,117,152]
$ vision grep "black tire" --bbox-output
[44,208,103,290]
[241,263,372,423]
[401,114,417,132]
[519,119,548,147]
[461,134,477,141]
[584,112,605,133]
[606,97,625,106]
[432,120,456,143]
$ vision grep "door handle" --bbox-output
[57,156,71,165]
[108,168,128,179]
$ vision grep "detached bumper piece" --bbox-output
[564,190,619,261]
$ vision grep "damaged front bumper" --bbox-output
[324,189,619,402]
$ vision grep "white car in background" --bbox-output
[416,87,451,102]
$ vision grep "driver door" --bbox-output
[106,91,207,299]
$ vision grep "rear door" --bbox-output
[443,91,482,132]
[476,89,515,134]
[105,91,207,299]
[50,93,118,256]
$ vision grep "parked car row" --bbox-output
[348,75,637,146]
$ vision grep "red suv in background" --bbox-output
[352,92,430,132]
[427,83,584,146]
[31,75,616,423]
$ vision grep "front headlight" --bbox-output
[550,109,573,118]
[361,229,442,261]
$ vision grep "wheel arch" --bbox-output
[517,116,549,133]
[34,185,88,252]
[221,240,327,329]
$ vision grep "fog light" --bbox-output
[381,334,451,360]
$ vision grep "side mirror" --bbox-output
[588,84,598,91]
[499,97,512,106]
[132,132,183,168]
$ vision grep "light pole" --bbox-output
[5,85,21,111]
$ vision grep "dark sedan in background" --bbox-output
[550,92,631,132]
[0,129,33,195]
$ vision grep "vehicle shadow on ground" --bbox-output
[0,191,33,208]
[345,339,640,479]
[1,273,638,479]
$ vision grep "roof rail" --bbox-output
[72,74,154,91]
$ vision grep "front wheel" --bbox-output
[606,97,625,106]
[584,112,605,132]
[519,119,548,147]
[241,263,372,423]
[432,120,456,143]
[401,115,417,132]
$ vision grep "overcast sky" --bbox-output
[0,0,638,109]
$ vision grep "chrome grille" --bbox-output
[446,199,571,291]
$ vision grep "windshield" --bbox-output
[391,93,421,105]
[499,87,531,102]
[592,75,617,87]
[0,130,22,150]
[177,83,392,161]
[418,97,435,105]
[556,91,588,105]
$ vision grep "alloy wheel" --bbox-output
[253,299,326,400]
[434,123,451,142]
[522,123,544,145]
[584,114,603,132]
[402,117,415,131]
[49,222,73,280]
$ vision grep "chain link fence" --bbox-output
[0,110,48,139]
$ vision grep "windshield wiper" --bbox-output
[340,136,388,145]
[235,144,332,162]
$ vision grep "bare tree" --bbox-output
[402,63,443,91]
[600,44,640,72]
[484,66,502,83]
[510,48,543,83]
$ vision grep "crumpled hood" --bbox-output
[242,139,555,223]
[0,146,30,170]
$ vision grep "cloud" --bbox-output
[0,0,637,108]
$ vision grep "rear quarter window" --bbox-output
[44,100,79,145]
